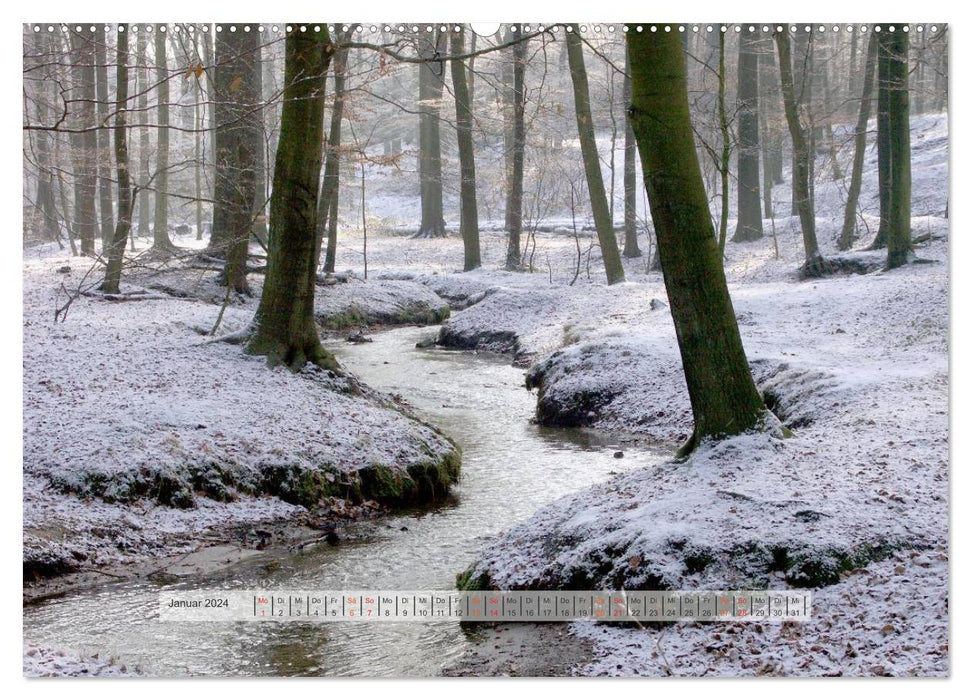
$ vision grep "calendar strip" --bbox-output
[159,590,812,622]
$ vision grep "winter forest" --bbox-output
[22,22,948,677]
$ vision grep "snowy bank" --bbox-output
[23,250,460,582]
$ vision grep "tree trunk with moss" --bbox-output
[776,31,829,278]
[451,28,481,271]
[247,27,337,371]
[627,31,768,456]
[102,24,131,294]
[838,31,878,251]
[733,28,764,242]
[883,26,912,269]
[211,25,261,294]
[566,26,625,285]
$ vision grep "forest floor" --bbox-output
[23,113,948,676]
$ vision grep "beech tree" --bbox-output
[152,27,175,254]
[504,31,526,270]
[68,28,98,255]
[247,26,337,370]
[211,24,262,294]
[733,28,764,242]
[415,28,447,237]
[102,24,131,294]
[450,27,481,271]
[94,27,114,243]
[881,25,912,269]
[627,29,770,455]
[565,25,625,285]
[622,48,640,258]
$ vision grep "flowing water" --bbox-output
[23,326,666,676]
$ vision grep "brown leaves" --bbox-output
[184,61,205,81]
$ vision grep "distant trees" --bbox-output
[450,27,481,271]
[776,29,830,278]
[627,30,769,455]
[317,29,351,273]
[247,27,337,370]
[565,25,625,285]
[838,31,879,251]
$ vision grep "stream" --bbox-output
[23,326,666,676]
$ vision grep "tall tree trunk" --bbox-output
[152,28,174,252]
[94,27,114,244]
[251,39,269,246]
[416,28,446,237]
[622,50,641,258]
[504,33,526,270]
[838,31,878,251]
[247,27,336,371]
[212,23,261,294]
[31,32,60,243]
[733,29,764,242]
[451,28,481,271]
[69,29,98,255]
[317,33,350,273]
[102,24,132,294]
[136,30,151,239]
[716,29,730,254]
[627,31,769,457]
[868,31,893,251]
[194,33,204,240]
[789,30,813,216]
[759,37,780,219]
[566,26,625,285]
[883,26,912,269]
[776,30,829,278]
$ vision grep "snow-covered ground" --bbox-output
[22,111,948,676]
[23,247,460,583]
[23,641,139,677]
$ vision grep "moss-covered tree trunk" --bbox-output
[776,30,829,278]
[883,26,912,269]
[317,32,350,273]
[505,33,526,270]
[451,28,481,271]
[627,30,768,456]
[733,28,764,242]
[416,28,446,237]
[212,25,261,294]
[102,24,131,295]
[566,26,625,285]
[838,31,878,251]
[247,26,337,371]
[622,50,641,258]
[152,29,175,253]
